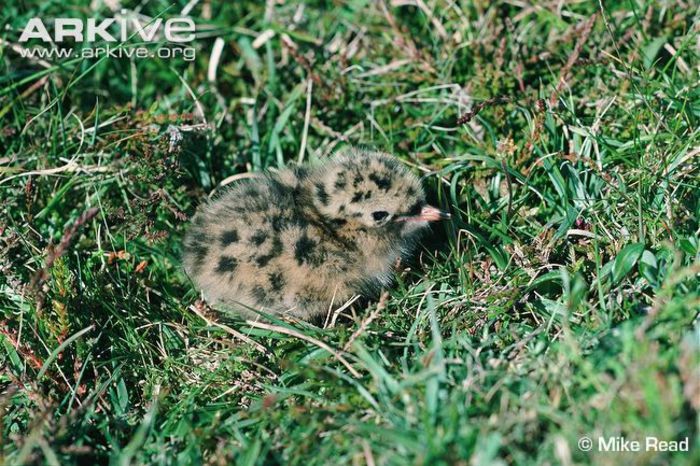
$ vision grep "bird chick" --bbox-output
[182,147,450,321]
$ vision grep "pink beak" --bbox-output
[418,205,451,222]
[397,205,451,222]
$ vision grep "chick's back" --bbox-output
[183,172,353,319]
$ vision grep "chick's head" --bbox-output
[306,149,449,238]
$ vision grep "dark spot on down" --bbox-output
[369,172,392,191]
[188,241,208,269]
[297,292,318,310]
[250,230,268,245]
[352,173,363,187]
[255,255,271,267]
[220,229,239,246]
[379,157,399,170]
[330,218,347,228]
[407,201,423,216]
[294,234,319,266]
[193,215,205,228]
[271,216,289,232]
[244,186,260,198]
[351,191,373,203]
[255,237,283,267]
[294,166,309,180]
[216,255,238,273]
[251,285,267,303]
[334,173,347,190]
[315,183,329,205]
[268,272,285,292]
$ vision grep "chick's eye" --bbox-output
[372,211,389,222]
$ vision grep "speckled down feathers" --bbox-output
[183,148,431,320]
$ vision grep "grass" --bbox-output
[0,0,698,464]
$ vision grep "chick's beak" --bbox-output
[419,205,451,222]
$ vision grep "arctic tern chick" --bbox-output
[183,147,450,321]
